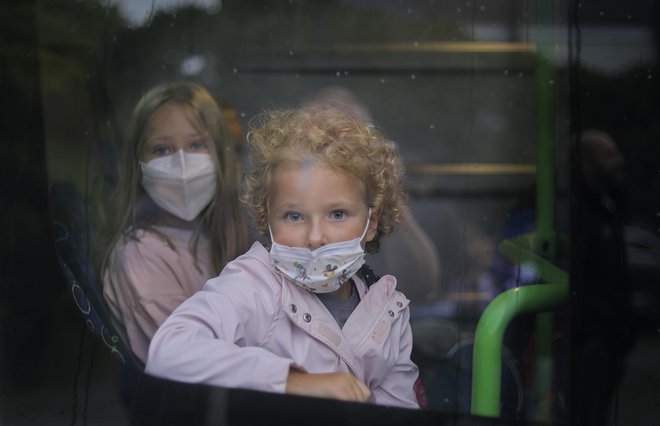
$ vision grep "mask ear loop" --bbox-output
[267,223,277,246]
[359,207,372,243]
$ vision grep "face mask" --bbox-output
[140,150,217,221]
[269,210,371,293]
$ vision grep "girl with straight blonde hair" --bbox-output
[100,82,250,366]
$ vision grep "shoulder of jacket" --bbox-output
[371,275,411,307]
[207,242,282,295]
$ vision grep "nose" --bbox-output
[307,220,325,250]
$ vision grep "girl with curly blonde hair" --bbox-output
[146,105,420,409]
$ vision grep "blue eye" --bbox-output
[189,139,207,151]
[331,210,347,220]
[151,145,172,157]
[285,212,302,221]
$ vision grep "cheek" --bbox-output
[138,147,150,163]
[270,224,302,247]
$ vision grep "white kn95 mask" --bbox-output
[140,150,217,221]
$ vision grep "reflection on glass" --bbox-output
[1,0,655,425]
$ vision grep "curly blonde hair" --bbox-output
[242,105,406,254]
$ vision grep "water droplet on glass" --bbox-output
[380,78,386,84]
[457,7,462,13]
[429,124,435,130]
[233,68,238,74]
[480,5,486,11]
[411,74,416,80]
[414,41,419,47]
[408,8,412,14]
[504,69,509,75]
[548,80,555,85]
[599,11,604,16]
[336,71,341,77]
[648,74,653,80]
[289,50,294,56]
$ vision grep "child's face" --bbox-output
[141,103,211,163]
[268,161,379,250]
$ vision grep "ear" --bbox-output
[366,207,381,242]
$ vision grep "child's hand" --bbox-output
[285,369,371,402]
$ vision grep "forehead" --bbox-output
[269,160,366,206]
[146,102,202,136]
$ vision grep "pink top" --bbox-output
[146,242,419,409]
[103,226,214,365]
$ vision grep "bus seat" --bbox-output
[50,181,138,367]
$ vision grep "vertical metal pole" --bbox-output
[536,1,557,258]
[534,1,557,421]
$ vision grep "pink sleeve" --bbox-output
[145,257,295,394]
[103,238,199,364]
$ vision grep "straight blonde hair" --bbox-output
[98,82,249,276]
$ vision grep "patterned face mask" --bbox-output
[140,150,217,221]
[269,210,371,294]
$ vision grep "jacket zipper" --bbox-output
[307,294,360,376]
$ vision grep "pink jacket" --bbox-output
[146,242,419,409]
[103,226,214,364]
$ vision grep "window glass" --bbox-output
[3,1,659,425]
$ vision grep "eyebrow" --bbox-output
[269,202,301,212]
[146,135,173,143]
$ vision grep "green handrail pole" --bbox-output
[533,312,554,420]
[536,0,557,259]
[471,282,568,417]
[535,2,558,420]
[470,0,564,419]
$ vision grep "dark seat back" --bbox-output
[50,181,138,367]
